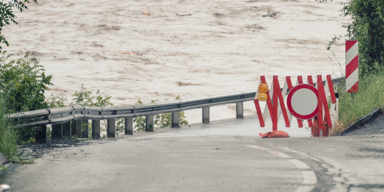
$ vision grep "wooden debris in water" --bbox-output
[176,13,192,16]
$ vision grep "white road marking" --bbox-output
[279,146,323,162]
[245,145,270,151]
[287,159,310,169]
[280,146,299,153]
[246,145,318,192]
[345,42,358,65]
[302,171,318,184]
[268,150,293,158]
[294,186,316,192]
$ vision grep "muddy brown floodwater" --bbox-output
[3,0,350,125]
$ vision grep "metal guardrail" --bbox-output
[6,77,344,142]
[8,91,255,126]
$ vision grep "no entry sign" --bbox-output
[287,84,318,120]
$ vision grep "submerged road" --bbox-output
[1,117,384,192]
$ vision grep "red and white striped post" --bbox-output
[345,40,359,93]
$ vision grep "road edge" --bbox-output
[340,106,383,135]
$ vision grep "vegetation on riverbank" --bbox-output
[318,0,384,77]
[331,66,384,135]
[0,95,18,160]
[317,0,384,134]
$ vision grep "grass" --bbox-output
[0,164,7,172]
[0,95,18,160]
[331,66,384,135]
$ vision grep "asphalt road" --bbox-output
[1,117,384,192]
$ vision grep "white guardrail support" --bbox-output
[125,117,133,135]
[92,120,101,139]
[236,102,244,119]
[146,115,154,131]
[172,112,180,128]
[62,121,70,137]
[107,118,115,138]
[74,120,82,137]
[81,120,89,138]
[202,107,210,124]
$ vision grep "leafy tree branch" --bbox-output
[317,0,384,75]
[0,0,38,51]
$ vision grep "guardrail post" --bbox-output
[146,115,154,131]
[172,112,180,128]
[75,120,82,137]
[125,117,133,135]
[81,120,88,138]
[107,118,115,138]
[52,123,62,139]
[236,102,244,119]
[70,120,76,136]
[62,121,71,137]
[92,120,100,139]
[202,107,210,124]
[35,125,46,143]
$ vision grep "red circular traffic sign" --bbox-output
[287,84,318,120]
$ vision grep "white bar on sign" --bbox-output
[345,42,358,66]
[346,69,359,91]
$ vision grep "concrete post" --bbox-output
[125,117,133,135]
[202,107,210,124]
[107,118,115,138]
[146,115,154,132]
[92,119,100,139]
[236,102,244,119]
[172,111,180,128]
[75,120,82,137]
[62,121,71,137]
[52,123,62,139]
[81,120,88,138]
[35,125,46,143]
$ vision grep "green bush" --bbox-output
[0,95,18,159]
[46,88,116,137]
[70,88,113,138]
[134,96,188,132]
[318,0,384,76]
[316,0,384,133]
[0,53,53,142]
[46,94,67,108]
[334,66,384,134]
[0,54,52,113]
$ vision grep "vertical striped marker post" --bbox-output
[345,40,359,93]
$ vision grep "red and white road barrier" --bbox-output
[346,40,359,93]
[253,75,338,137]
[254,76,290,131]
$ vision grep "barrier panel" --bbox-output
[254,75,338,137]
